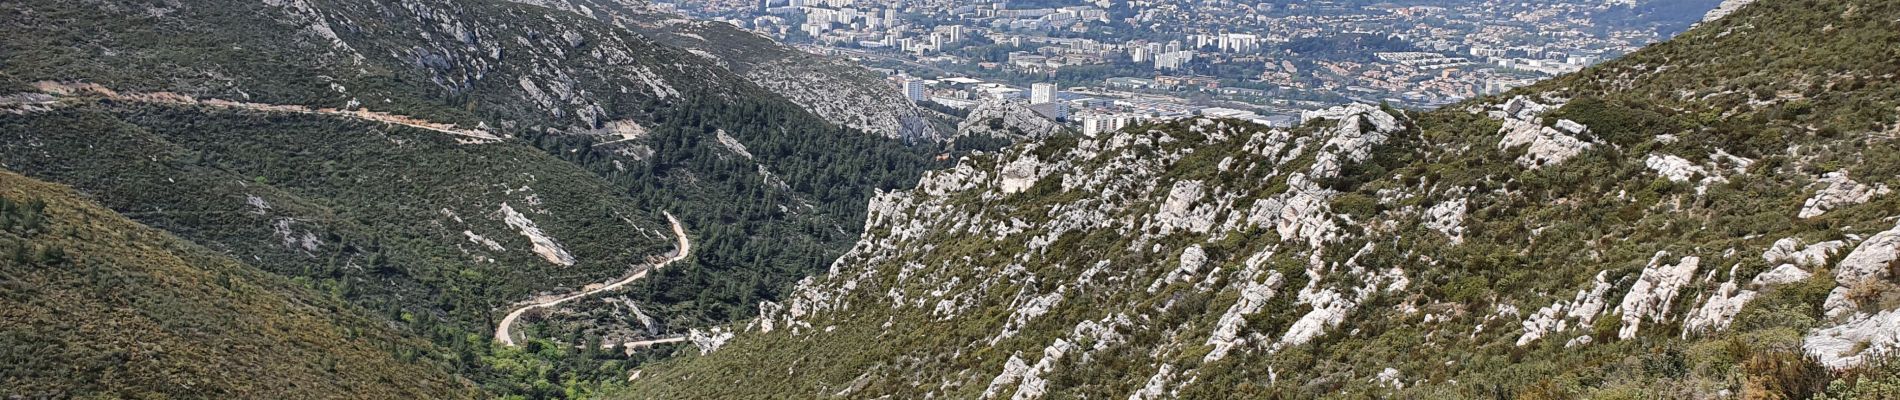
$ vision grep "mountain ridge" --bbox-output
[501,0,947,141]
[619,0,1900,398]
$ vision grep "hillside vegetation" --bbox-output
[1,0,947,396]
[621,0,1900,398]
[0,170,479,399]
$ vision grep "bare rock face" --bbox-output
[1617,253,1700,340]
[998,154,1049,194]
[1701,0,1759,24]
[1764,237,1849,268]
[688,327,734,355]
[1821,223,1900,319]
[1799,172,1892,219]
[1206,269,1285,362]
[958,99,1064,140]
[1490,97,1592,168]
[500,203,576,266]
[1645,153,1710,183]
[1683,278,1756,336]
[1499,119,1592,168]
[1806,309,1900,370]
[1516,271,1613,347]
[1152,180,1217,234]
[1424,197,1468,244]
[981,355,1034,399]
[1005,339,1075,400]
[713,104,1412,397]
[1752,265,1815,286]
[505,0,941,140]
[1748,237,1843,287]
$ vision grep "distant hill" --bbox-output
[507,0,948,141]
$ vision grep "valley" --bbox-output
[498,212,690,347]
[3,0,1899,398]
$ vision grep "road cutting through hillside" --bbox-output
[23,81,506,143]
[620,336,688,348]
[495,212,690,347]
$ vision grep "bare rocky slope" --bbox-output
[622,1,1900,398]
[502,0,944,142]
[955,99,1068,142]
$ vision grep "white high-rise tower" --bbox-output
[1031,83,1058,104]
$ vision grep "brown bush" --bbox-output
[1739,347,1831,400]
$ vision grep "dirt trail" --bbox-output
[22,81,505,143]
[620,336,687,348]
[494,212,690,347]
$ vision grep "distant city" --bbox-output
[653,0,1716,133]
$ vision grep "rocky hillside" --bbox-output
[0,170,478,399]
[955,100,1067,142]
[502,0,944,141]
[2,0,943,396]
[623,0,1900,398]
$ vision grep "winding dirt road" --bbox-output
[495,212,690,347]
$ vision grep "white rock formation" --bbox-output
[717,111,1427,395]
[1500,96,1551,119]
[992,288,1066,344]
[1683,277,1757,336]
[1153,180,1216,234]
[1009,340,1075,400]
[1309,104,1401,179]
[1566,272,1615,324]
[464,230,506,251]
[1280,288,1354,348]
[1798,172,1891,218]
[1205,271,1285,362]
[1822,222,1900,318]
[1517,303,1570,347]
[1498,118,1592,168]
[1516,271,1613,346]
[1424,197,1468,244]
[1700,0,1758,24]
[1617,253,1700,339]
[959,99,1064,140]
[688,327,734,355]
[713,129,754,159]
[1275,174,1340,248]
[1149,246,1209,293]
[1764,237,1849,268]
[998,155,1047,194]
[500,203,576,266]
[1806,308,1900,370]
[1752,264,1815,286]
[1127,364,1176,400]
[1645,154,1708,183]
[1373,368,1405,389]
[982,355,1032,399]
[1491,97,1591,168]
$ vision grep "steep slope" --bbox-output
[2,0,939,342]
[0,92,675,343]
[502,0,944,141]
[3,0,944,395]
[0,170,478,399]
[955,99,1067,142]
[623,0,1900,398]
